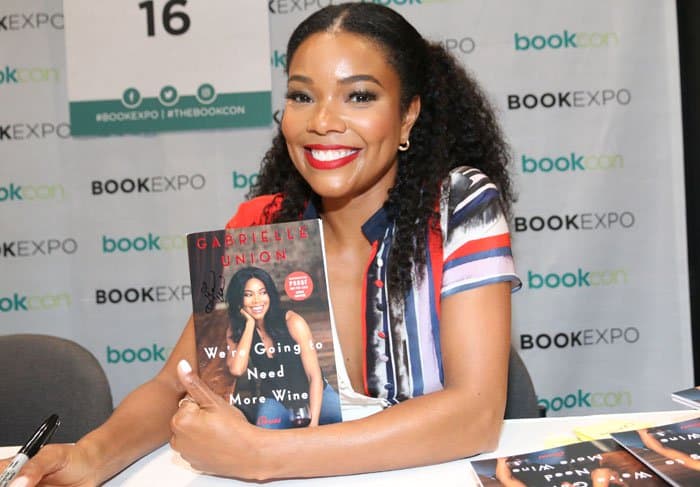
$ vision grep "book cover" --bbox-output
[611,417,700,487]
[672,387,700,410]
[470,438,669,487]
[186,218,342,428]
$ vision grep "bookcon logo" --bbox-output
[0,182,65,202]
[0,12,64,31]
[0,292,71,312]
[102,233,186,253]
[0,122,70,140]
[514,30,619,51]
[1,238,77,258]
[520,327,640,350]
[91,174,205,195]
[95,285,191,304]
[507,89,631,110]
[521,153,624,173]
[271,49,286,70]
[0,66,59,85]
[538,389,632,412]
[514,212,635,232]
[232,171,259,189]
[106,344,172,364]
[527,268,628,289]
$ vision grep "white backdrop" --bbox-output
[0,0,693,416]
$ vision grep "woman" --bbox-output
[224,266,341,428]
[5,3,519,484]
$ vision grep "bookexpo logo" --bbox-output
[514,30,619,51]
[0,123,71,140]
[0,182,65,202]
[95,285,191,304]
[1,238,77,257]
[520,327,640,350]
[107,344,172,364]
[91,174,205,195]
[102,233,186,253]
[0,12,64,31]
[0,292,71,312]
[538,389,631,413]
[514,212,635,232]
[508,89,631,110]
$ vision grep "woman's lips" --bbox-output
[304,145,360,169]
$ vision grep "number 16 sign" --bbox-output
[64,0,271,136]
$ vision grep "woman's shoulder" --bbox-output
[438,165,507,237]
[225,194,283,229]
[443,166,498,197]
[283,310,311,336]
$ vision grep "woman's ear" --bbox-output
[400,95,421,143]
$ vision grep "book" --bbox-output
[611,417,700,487]
[470,438,669,487]
[672,386,700,410]
[186,218,342,428]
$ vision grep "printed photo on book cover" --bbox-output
[612,417,700,487]
[471,438,668,487]
[187,219,342,429]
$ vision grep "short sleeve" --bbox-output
[225,194,282,229]
[439,166,521,298]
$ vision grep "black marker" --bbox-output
[0,414,60,487]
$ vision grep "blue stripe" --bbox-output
[449,187,499,227]
[404,284,424,397]
[441,274,522,298]
[444,247,512,271]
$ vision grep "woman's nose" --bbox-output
[306,100,346,134]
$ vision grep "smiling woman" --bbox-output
[2,3,520,485]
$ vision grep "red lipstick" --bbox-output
[304,145,360,170]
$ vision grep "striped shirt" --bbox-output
[226,166,520,407]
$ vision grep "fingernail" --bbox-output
[178,359,192,374]
[10,476,29,487]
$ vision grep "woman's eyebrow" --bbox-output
[339,74,383,87]
[287,74,383,87]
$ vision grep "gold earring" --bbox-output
[398,140,410,152]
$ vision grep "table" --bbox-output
[2,410,698,486]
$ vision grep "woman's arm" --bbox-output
[173,281,511,480]
[225,309,256,377]
[285,311,324,426]
[10,316,198,486]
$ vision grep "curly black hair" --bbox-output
[249,3,514,303]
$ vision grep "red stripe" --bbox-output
[428,224,443,320]
[361,241,379,396]
[446,233,511,262]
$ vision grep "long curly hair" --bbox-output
[249,3,514,303]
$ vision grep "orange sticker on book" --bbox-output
[284,271,313,301]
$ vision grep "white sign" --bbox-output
[63,0,272,135]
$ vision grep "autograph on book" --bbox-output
[201,270,225,313]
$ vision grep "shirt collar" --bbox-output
[302,201,391,243]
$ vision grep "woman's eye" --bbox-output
[349,91,377,103]
[286,91,312,103]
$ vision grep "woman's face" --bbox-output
[242,277,270,320]
[281,31,419,205]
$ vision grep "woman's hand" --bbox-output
[170,360,269,480]
[0,443,98,487]
[239,307,255,327]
